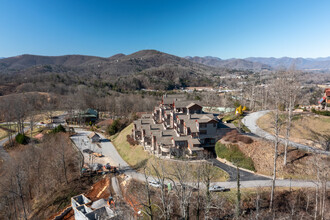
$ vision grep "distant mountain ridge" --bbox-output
[245,57,330,70]
[0,50,230,93]
[185,55,330,70]
[185,56,271,70]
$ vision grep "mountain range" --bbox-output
[185,56,330,70]
[0,49,329,96]
[2,50,330,72]
[0,50,230,94]
[185,56,271,70]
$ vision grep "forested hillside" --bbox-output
[0,50,242,95]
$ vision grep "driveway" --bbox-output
[209,159,269,181]
[71,129,130,168]
[242,111,330,155]
[71,129,146,181]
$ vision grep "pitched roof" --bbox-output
[86,108,98,117]
[88,132,100,139]
[185,120,198,132]
[186,102,202,109]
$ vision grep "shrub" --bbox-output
[126,135,138,146]
[15,133,30,145]
[311,108,330,116]
[107,119,128,135]
[237,135,253,144]
[52,124,66,133]
[223,129,253,144]
[215,142,255,171]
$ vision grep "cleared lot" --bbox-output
[71,129,130,169]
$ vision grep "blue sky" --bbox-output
[0,0,330,59]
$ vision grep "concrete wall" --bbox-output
[71,194,91,208]
[53,207,72,220]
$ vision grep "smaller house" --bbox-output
[88,132,101,143]
[66,108,99,125]
[319,88,330,109]
[71,194,116,220]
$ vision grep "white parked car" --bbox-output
[148,180,161,188]
[209,185,230,192]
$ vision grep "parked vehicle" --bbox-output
[92,152,103,157]
[148,180,161,188]
[209,185,230,192]
[105,163,111,170]
[90,163,103,172]
[104,163,118,173]
[83,149,93,154]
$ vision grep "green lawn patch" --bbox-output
[215,142,255,171]
[311,108,330,116]
[222,114,251,133]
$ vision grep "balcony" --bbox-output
[160,146,170,153]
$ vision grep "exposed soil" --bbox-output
[96,118,114,127]
[86,175,112,200]
[257,112,330,147]
[47,174,113,220]
[220,132,328,180]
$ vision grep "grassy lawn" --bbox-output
[257,112,330,145]
[215,142,255,171]
[112,124,229,182]
[0,125,43,141]
[0,129,7,140]
[222,113,251,133]
[0,123,19,132]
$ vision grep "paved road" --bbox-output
[0,137,10,161]
[0,127,30,161]
[213,179,330,189]
[71,129,328,189]
[242,110,330,155]
[210,159,269,181]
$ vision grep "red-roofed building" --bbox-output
[319,88,330,109]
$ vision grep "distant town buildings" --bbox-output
[132,94,223,159]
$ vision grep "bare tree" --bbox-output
[200,161,217,219]
[151,161,172,220]
[169,161,193,220]
[140,168,154,220]
[283,70,299,165]
[269,74,285,212]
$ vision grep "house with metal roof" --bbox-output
[66,108,99,125]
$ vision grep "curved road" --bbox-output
[0,127,30,161]
[242,110,330,156]
[71,129,329,189]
